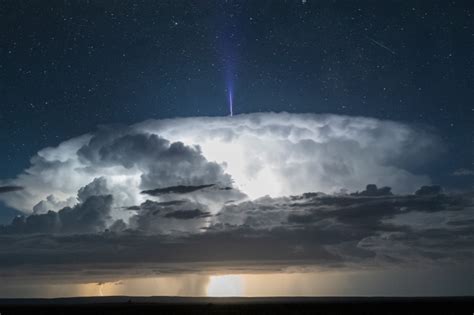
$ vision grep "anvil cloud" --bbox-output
[1,113,471,279]
[1,112,441,213]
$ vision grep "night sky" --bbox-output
[1,1,472,180]
[0,1,473,298]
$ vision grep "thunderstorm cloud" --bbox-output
[1,113,471,280]
[0,113,442,213]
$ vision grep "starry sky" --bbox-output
[0,1,473,297]
[1,0,472,181]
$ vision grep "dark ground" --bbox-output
[0,297,473,315]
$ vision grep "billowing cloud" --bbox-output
[32,194,77,215]
[138,113,442,198]
[0,126,232,214]
[0,113,465,280]
[1,195,113,235]
[0,113,441,215]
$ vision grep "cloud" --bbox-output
[0,113,442,214]
[415,185,442,196]
[452,168,474,176]
[164,209,212,220]
[350,184,393,197]
[1,195,113,235]
[127,198,214,235]
[0,186,24,194]
[0,126,232,214]
[0,180,472,279]
[77,131,232,190]
[77,177,110,203]
[0,113,464,279]
[142,184,215,196]
[32,195,77,215]
[138,113,442,198]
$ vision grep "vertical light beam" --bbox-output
[228,88,233,116]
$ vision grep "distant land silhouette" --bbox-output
[0,296,472,314]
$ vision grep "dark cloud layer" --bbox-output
[123,198,213,234]
[0,180,472,279]
[0,186,24,194]
[164,209,212,220]
[351,184,392,196]
[415,185,443,196]
[142,184,215,196]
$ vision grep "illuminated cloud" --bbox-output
[0,113,441,215]
[2,113,469,280]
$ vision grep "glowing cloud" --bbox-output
[0,112,441,213]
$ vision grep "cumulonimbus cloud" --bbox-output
[0,112,442,215]
[0,112,469,279]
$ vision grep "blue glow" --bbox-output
[228,88,233,116]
